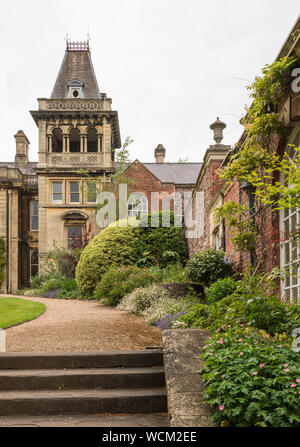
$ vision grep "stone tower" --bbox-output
[30,39,121,271]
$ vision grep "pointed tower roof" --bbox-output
[51,40,101,99]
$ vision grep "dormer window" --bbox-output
[67,79,84,98]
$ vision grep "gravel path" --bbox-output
[3,295,162,352]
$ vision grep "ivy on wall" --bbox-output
[215,56,300,269]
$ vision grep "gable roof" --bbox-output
[128,162,202,185]
[51,49,101,99]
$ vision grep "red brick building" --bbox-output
[123,146,202,218]
[187,18,300,303]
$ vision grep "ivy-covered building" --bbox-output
[187,16,300,303]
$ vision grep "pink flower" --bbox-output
[290,384,297,388]
[284,363,289,367]
[253,371,258,375]
[240,324,244,327]
[296,379,300,383]
[202,345,208,349]
[221,374,225,378]
[209,353,214,356]
[278,345,282,347]
[259,364,265,368]
[239,352,243,355]
[219,405,225,411]
[284,369,289,373]
[227,325,231,328]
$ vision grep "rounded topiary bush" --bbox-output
[186,249,234,287]
[76,224,138,295]
[206,277,239,304]
[76,212,187,296]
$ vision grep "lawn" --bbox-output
[0,298,46,329]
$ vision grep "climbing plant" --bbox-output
[215,56,300,269]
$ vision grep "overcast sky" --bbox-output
[0,1,299,163]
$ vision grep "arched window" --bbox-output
[128,193,148,217]
[69,128,80,153]
[52,128,63,153]
[87,128,98,153]
[280,130,300,303]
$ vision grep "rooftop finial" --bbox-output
[210,117,226,144]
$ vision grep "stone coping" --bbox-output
[162,329,216,427]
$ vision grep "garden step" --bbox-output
[0,367,165,390]
[0,388,167,415]
[0,350,163,370]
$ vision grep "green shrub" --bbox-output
[136,212,187,267]
[149,263,187,283]
[76,212,188,295]
[30,272,61,289]
[207,277,239,304]
[40,277,68,293]
[142,295,197,325]
[186,249,234,287]
[159,282,204,300]
[117,284,171,315]
[200,327,300,427]
[76,224,138,295]
[244,296,300,336]
[56,289,83,299]
[94,266,158,306]
[38,276,79,298]
[178,303,213,328]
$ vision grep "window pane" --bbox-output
[31,216,38,231]
[280,130,300,303]
[30,200,38,230]
[53,182,62,193]
[53,193,62,201]
[87,183,97,202]
[70,182,79,193]
[70,182,80,202]
[30,249,39,277]
[128,193,148,217]
[67,225,82,249]
[70,193,80,203]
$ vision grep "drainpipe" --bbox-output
[7,190,12,294]
[5,190,9,293]
[220,192,226,252]
[240,180,256,268]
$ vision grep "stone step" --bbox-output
[0,350,163,370]
[0,388,167,415]
[0,367,165,390]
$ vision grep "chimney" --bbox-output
[210,117,226,144]
[14,130,30,168]
[154,144,166,163]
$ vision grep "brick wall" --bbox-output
[124,161,175,211]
